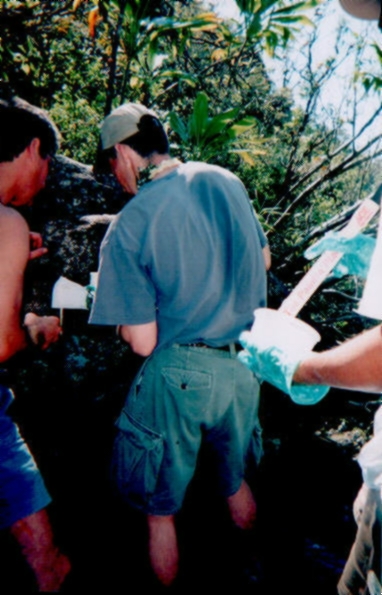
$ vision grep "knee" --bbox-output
[227,481,257,531]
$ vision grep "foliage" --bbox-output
[74,0,222,113]
[169,91,264,162]
[233,0,322,55]
[0,1,319,161]
[1,0,382,345]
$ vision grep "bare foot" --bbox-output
[227,480,257,530]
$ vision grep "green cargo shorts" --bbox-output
[111,344,262,515]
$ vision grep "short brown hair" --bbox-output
[0,97,59,163]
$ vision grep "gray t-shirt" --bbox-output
[90,161,268,349]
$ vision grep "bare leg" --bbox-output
[147,514,179,586]
[227,480,263,586]
[10,508,71,592]
[226,479,257,530]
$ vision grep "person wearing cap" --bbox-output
[0,97,70,591]
[90,103,271,587]
[340,0,382,27]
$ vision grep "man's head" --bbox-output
[340,0,381,25]
[0,97,59,163]
[95,103,169,194]
[0,97,59,206]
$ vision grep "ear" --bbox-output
[115,144,148,171]
[115,143,131,160]
[27,137,41,158]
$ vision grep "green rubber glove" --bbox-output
[304,232,375,279]
[238,331,329,406]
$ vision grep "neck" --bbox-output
[149,155,182,180]
[150,153,171,167]
[0,162,17,205]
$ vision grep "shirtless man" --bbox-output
[0,97,70,591]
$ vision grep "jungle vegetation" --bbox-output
[2,0,382,345]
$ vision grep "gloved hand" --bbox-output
[304,231,376,279]
[238,330,329,406]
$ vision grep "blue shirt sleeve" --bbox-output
[89,227,157,326]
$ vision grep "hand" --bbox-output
[29,232,48,261]
[304,231,375,279]
[238,329,329,405]
[23,312,62,350]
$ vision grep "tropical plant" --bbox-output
[233,0,322,55]
[169,91,265,162]
[74,0,222,113]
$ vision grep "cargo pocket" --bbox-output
[111,411,164,510]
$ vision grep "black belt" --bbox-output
[179,342,241,352]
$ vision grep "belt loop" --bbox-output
[229,342,236,356]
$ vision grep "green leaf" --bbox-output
[231,150,257,165]
[169,112,189,143]
[271,15,313,25]
[203,108,239,139]
[372,42,382,63]
[272,1,319,16]
[231,116,258,135]
[189,92,209,143]
[158,71,197,86]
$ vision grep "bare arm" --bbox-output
[262,244,271,271]
[0,208,62,362]
[0,208,30,361]
[294,325,382,393]
[119,321,158,357]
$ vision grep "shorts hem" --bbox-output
[0,494,52,531]
[221,477,244,499]
[118,494,181,517]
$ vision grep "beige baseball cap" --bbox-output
[339,0,381,19]
[100,103,158,150]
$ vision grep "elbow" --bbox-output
[119,325,157,357]
[0,338,19,363]
[130,339,156,357]
[0,348,8,363]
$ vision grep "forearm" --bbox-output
[294,325,382,393]
[0,313,58,361]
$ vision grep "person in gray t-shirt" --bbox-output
[90,103,270,587]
